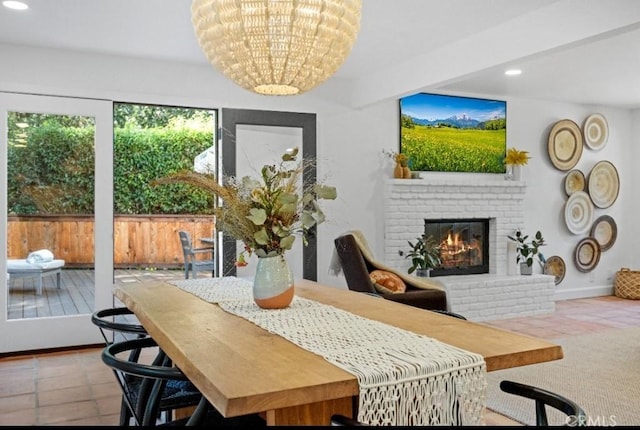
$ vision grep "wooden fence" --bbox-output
[7,215,214,268]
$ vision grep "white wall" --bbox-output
[322,96,634,299]
[1,44,637,299]
[632,109,640,261]
[506,98,632,298]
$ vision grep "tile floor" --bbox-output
[1,295,639,426]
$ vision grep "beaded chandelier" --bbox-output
[191,0,362,95]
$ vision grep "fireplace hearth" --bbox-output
[425,218,489,277]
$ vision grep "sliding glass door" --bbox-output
[111,103,217,287]
[0,93,113,353]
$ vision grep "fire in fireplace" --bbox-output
[424,218,489,276]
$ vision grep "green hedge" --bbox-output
[8,126,214,215]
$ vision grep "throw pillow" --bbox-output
[370,270,407,294]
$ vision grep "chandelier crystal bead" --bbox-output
[191,0,362,95]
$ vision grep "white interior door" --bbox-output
[0,92,113,353]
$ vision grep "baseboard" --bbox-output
[554,284,614,300]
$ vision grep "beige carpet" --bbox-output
[485,327,640,426]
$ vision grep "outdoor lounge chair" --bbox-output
[178,231,214,279]
[7,250,65,295]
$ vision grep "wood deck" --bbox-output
[7,268,191,320]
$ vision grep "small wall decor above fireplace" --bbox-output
[425,218,490,277]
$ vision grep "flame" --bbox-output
[434,228,483,269]
[442,232,467,255]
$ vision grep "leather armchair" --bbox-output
[333,232,447,311]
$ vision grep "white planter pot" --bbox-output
[415,268,431,277]
[520,262,532,275]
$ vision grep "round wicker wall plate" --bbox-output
[548,119,583,171]
[564,169,585,196]
[574,237,601,272]
[587,160,619,208]
[590,215,617,251]
[564,191,594,235]
[583,113,609,150]
[543,256,566,285]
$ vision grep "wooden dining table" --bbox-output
[114,278,563,426]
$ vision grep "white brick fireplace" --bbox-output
[384,177,555,321]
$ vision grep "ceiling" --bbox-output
[1,0,639,109]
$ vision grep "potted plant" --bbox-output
[406,234,441,277]
[507,229,546,275]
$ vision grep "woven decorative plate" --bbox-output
[543,256,566,285]
[548,119,583,171]
[574,237,601,272]
[590,215,617,251]
[564,191,594,235]
[587,160,619,208]
[564,169,586,196]
[583,113,609,150]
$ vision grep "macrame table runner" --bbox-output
[170,277,487,425]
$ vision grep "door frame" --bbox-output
[0,92,113,353]
[219,108,318,280]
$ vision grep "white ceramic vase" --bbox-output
[505,164,523,181]
[504,164,514,180]
[507,242,518,276]
[513,165,523,181]
[253,255,295,309]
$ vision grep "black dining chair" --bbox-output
[429,309,467,320]
[92,307,203,426]
[102,337,266,427]
[499,380,587,426]
[92,306,147,346]
[102,336,212,426]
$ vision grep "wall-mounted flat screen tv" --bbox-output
[400,93,506,173]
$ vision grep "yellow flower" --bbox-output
[504,147,530,166]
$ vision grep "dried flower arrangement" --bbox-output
[153,147,336,266]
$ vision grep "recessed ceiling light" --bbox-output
[505,69,522,76]
[2,1,28,10]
